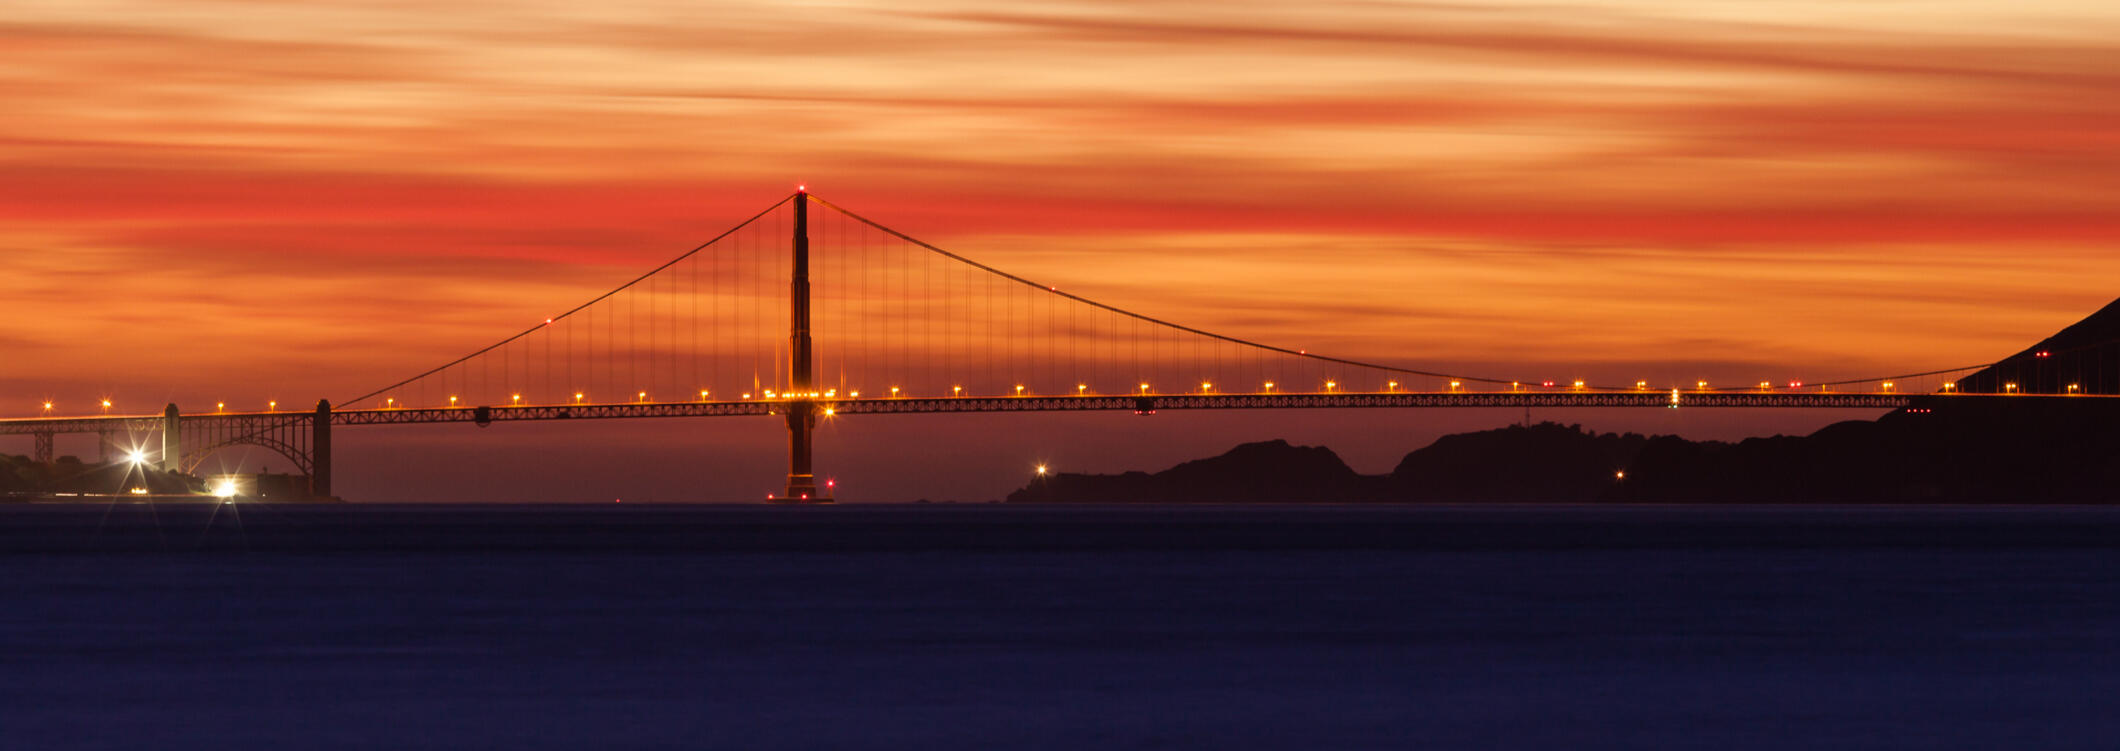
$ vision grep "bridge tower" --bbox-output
[313,399,332,500]
[778,190,830,503]
[161,403,181,472]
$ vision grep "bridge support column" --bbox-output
[161,403,181,473]
[33,431,53,465]
[774,190,830,503]
[312,399,332,500]
[98,430,113,464]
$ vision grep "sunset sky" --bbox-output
[5,0,2118,500]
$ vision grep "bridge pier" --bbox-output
[162,403,181,473]
[313,399,332,499]
[781,400,820,501]
[33,431,53,464]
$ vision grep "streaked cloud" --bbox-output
[2,1,2115,496]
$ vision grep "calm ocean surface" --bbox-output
[4,504,2118,750]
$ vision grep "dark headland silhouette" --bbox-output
[1012,298,2120,504]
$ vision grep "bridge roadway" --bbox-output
[11,390,2083,434]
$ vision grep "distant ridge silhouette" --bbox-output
[1010,297,2120,504]
[1956,296,2120,395]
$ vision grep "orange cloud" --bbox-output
[3,1,2117,497]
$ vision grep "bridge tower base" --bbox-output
[771,400,830,503]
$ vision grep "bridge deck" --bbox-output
[4,391,2098,433]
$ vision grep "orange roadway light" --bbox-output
[449,396,458,407]
[268,400,277,411]
[575,392,585,403]
[513,394,524,405]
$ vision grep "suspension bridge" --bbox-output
[5,190,2114,502]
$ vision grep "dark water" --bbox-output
[4,504,2119,750]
